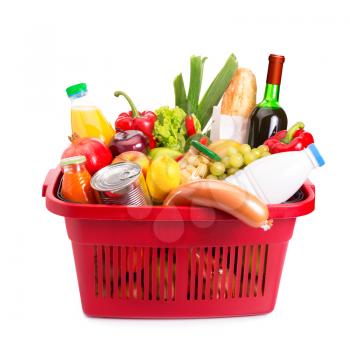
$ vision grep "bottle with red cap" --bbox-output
[247,54,288,148]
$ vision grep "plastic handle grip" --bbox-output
[42,169,57,197]
[303,179,315,193]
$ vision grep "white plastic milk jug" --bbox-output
[225,144,325,204]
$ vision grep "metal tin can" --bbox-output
[91,162,151,206]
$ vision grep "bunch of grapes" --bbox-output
[206,144,270,180]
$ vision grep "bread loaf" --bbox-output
[220,68,257,119]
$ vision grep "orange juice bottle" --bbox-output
[60,155,96,204]
[66,83,115,145]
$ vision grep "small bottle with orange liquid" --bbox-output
[60,155,96,204]
[66,83,115,145]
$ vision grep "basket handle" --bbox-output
[303,178,315,193]
[42,169,57,197]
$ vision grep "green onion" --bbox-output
[187,56,207,115]
[198,54,238,128]
[173,73,187,112]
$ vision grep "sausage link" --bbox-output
[163,180,271,229]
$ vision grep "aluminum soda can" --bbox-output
[91,162,151,206]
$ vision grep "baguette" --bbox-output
[220,67,257,119]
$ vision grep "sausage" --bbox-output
[163,180,271,229]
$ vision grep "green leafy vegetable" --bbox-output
[187,56,207,115]
[173,53,238,130]
[173,74,187,112]
[154,106,187,152]
[198,54,238,128]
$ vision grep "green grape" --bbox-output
[244,151,258,165]
[227,167,238,175]
[239,144,251,154]
[209,162,225,176]
[261,151,271,157]
[218,174,227,180]
[206,174,218,180]
[251,148,261,158]
[257,144,269,153]
[229,153,244,168]
[226,146,238,156]
[222,156,231,169]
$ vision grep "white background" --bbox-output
[1,0,350,349]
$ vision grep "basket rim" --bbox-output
[43,166,315,221]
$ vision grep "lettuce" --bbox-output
[154,106,186,152]
[154,106,202,152]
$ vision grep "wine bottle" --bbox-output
[248,54,288,148]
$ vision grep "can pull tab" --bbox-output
[120,168,139,180]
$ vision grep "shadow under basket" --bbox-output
[43,167,315,318]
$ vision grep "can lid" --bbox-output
[66,83,87,97]
[91,162,141,192]
[191,140,222,161]
[60,155,86,166]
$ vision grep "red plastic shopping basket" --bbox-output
[43,167,315,318]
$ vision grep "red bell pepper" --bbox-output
[114,91,157,149]
[185,115,196,137]
[198,135,209,146]
[264,122,314,154]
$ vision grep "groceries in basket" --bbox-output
[91,162,151,205]
[153,106,197,152]
[66,83,115,145]
[264,121,314,154]
[62,133,113,175]
[163,180,271,230]
[114,91,157,149]
[178,140,221,183]
[60,155,96,204]
[112,151,150,177]
[225,143,325,204]
[248,54,288,148]
[149,147,183,161]
[146,155,181,203]
[211,67,257,144]
[57,53,324,229]
[109,129,148,156]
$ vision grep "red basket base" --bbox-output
[72,240,288,318]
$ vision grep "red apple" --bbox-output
[112,151,150,177]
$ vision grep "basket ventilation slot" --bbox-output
[94,246,176,301]
[187,245,269,300]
